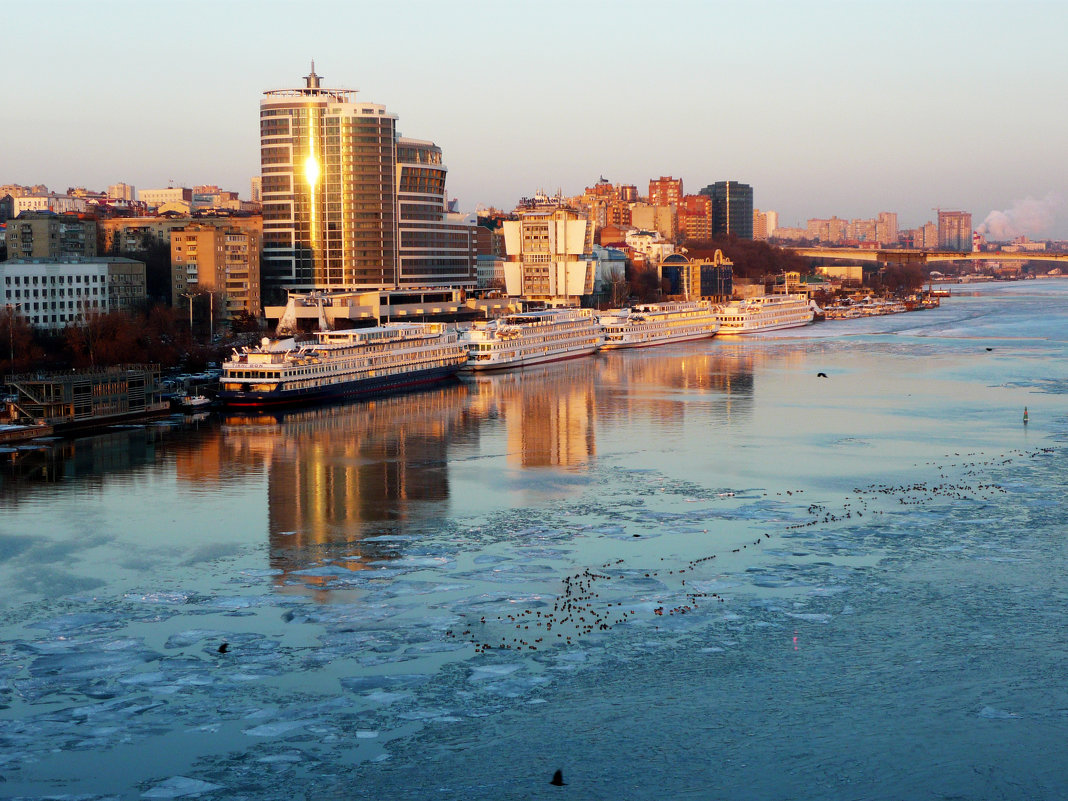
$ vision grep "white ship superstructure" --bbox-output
[460,308,604,371]
[218,323,467,407]
[715,294,816,334]
[599,301,720,349]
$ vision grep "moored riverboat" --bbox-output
[599,301,720,349]
[715,294,817,334]
[218,323,467,408]
[459,307,604,371]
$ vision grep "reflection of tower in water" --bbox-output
[464,362,596,468]
[220,384,471,580]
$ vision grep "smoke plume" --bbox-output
[977,192,1063,241]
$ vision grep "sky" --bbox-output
[4,0,1068,238]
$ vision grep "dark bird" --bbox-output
[217,642,229,654]
[817,372,828,378]
[550,769,566,786]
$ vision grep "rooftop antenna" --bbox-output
[305,60,321,90]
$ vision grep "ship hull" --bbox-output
[459,345,601,372]
[601,330,716,349]
[218,364,460,408]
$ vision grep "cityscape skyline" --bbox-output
[4,0,1067,237]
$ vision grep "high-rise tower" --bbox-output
[701,180,754,240]
[259,66,474,304]
[260,65,398,303]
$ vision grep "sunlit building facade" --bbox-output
[501,206,595,305]
[259,66,474,305]
[938,210,972,252]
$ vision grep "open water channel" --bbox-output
[1,280,1066,800]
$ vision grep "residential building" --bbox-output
[630,202,675,240]
[1,257,146,330]
[501,205,594,305]
[648,176,683,207]
[938,210,972,251]
[678,195,714,241]
[170,224,262,317]
[807,216,849,244]
[625,229,674,267]
[107,183,136,202]
[4,213,97,260]
[876,212,898,246]
[100,216,262,255]
[701,181,753,239]
[753,209,778,241]
[250,177,262,204]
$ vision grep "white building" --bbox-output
[624,229,674,265]
[12,194,88,216]
[139,187,192,208]
[1,258,146,330]
[501,206,595,305]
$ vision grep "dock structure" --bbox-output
[3,364,168,431]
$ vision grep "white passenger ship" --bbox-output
[715,294,817,334]
[459,307,604,371]
[599,301,721,349]
[218,323,467,408]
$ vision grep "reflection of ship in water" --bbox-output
[597,343,756,422]
[220,384,474,586]
[462,360,596,468]
[0,421,216,506]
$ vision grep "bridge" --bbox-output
[788,247,1068,265]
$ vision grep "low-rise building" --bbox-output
[1,257,147,330]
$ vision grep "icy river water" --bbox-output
[2,280,1067,800]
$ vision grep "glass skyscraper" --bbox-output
[701,180,754,240]
[260,66,473,304]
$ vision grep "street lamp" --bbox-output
[181,292,198,341]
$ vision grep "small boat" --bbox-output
[175,394,213,411]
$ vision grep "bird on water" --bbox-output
[550,769,566,786]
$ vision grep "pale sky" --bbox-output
[4,0,1067,237]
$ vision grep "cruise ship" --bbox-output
[218,323,467,407]
[715,294,817,334]
[459,307,604,371]
[599,301,720,349]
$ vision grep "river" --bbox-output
[1,280,1066,799]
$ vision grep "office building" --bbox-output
[1,257,146,330]
[701,181,753,239]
